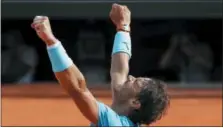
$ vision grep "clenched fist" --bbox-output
[31,16,57,46]
[109,3,131,32]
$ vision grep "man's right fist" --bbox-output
[31,16,57,45]
[109,3,131,32]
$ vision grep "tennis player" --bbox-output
[31,3,169,126]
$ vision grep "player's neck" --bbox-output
[111,103,130,116]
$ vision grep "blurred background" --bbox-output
[1,0,222,126]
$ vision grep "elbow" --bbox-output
[60,79,87,96]
[110,70,129,78]
[110,67,129,76]
[55,72,87,94]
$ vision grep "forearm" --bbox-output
[55,65,86,94]
[111,53,129,74]
[32,16,99,124]
[110,31,131,86]
[46,39,86,94]
[110,53,130,87]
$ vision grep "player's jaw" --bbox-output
[114,75,153,104]
[124,75,152,93]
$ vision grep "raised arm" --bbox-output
[31,16,98,124]
[109,4,131,98]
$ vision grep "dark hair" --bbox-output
[128,78,170,125]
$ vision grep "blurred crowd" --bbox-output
[2,30,38,83]
[2,19,222,84]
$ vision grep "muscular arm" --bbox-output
[55,66,98,123]
[110,31,131,99]
[47,40,99,124]
[109,3,132,100]
[110,53,129,91]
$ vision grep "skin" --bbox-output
[32,3,147,125]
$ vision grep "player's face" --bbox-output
[125,75,151,90]
[120,75,151,99]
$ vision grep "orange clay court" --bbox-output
[1,83,222,126]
